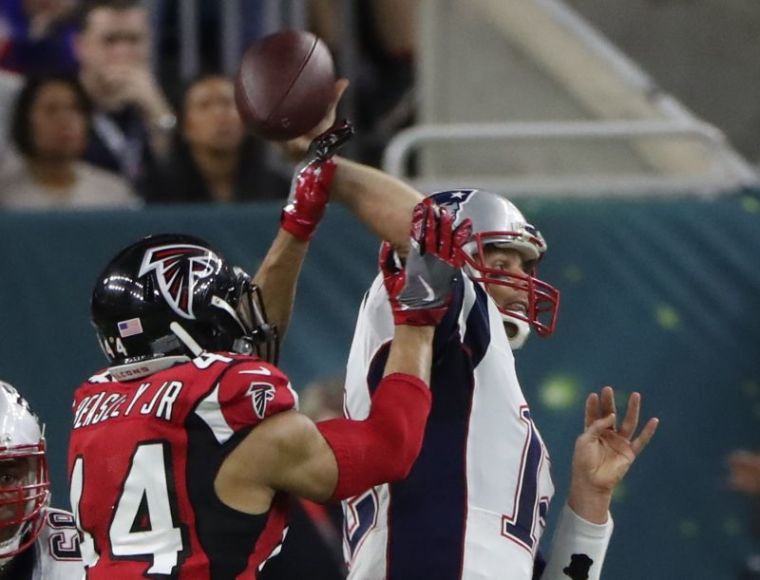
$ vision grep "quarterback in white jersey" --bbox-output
[341,189,658,580]
[0,381,83,579]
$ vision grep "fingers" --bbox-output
[409,202,426,250]
[437,208,454,260]
[586,413,616,437]
[600,385,616,418]
[422,202,438,255]
[618,392,641,439]
[452,218,472,267]
[630,417,659,456]
[584,392,599,429]
[379,241,403,279]
[333,78,350,103]
[412,200,456,261]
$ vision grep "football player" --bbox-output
[66,122,472,577]
[0,380,83,579]
[303,155,661,578]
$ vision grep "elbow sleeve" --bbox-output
[316,372,431,500]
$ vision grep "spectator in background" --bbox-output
[0,0,79,75]
[0,75,138,209]
[73,0,175,189]
[261,376,347,580]
[308,0,419,165]
[142,73,288,203]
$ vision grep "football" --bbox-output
[235,29,336,141]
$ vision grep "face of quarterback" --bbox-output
[0,458,32,541]
[481,246,535,339]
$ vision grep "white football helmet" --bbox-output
[0,381,49,565]
[427,189,560,349]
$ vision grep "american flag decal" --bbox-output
[117,318,143,338]
[247,383,276,419]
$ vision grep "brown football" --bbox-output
[235,30,336,141]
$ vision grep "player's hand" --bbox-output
[380,198,471,326]
[280,120,355,241]
[568,387,659,520]
[279,79,350,162]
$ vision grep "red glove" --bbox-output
[280,160,336,241]
[381,199,472,326]
[280,121,354,241]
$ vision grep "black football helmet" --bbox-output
[91,234,278,365]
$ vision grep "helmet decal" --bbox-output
[138,244,221,320]
[430,189,476,221]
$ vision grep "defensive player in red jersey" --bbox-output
[66,122,472,578]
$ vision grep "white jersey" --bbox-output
[1,507,84,579]
[343,274,555,580]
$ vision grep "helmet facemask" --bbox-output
[224,269,279,364]
[463,232,559,343]
[427,189,560,349]
[0,442,49,564]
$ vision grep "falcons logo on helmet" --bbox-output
[247,383,276,419]
[138,244,221,319]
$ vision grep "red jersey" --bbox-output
[67,352,298,579]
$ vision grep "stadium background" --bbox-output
[1,0,760,578]
[1,194,759,579]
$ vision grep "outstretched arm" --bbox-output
[280,80,423,251]
[331,157,422,250]
[251,118,352,338]
[217,201,470,510]
[541,386,658,580]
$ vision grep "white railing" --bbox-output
[382,120,759,197]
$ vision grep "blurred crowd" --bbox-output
[0,0,418,210]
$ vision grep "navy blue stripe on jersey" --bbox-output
[432,275,465,359]
[462,282,492,367]
[364,277,490,580]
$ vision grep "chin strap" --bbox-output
[503,315,531,350]
[169,322,204,357]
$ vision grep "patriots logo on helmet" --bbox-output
[138,244,221,319]
[429,189,476,221]
[247,382,276,418]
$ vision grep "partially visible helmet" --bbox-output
[428,189,560,348]
[0,381,49,564]
[91,234,278,367]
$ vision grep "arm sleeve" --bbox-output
[540,504,614,580]
[316,372,432,500]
